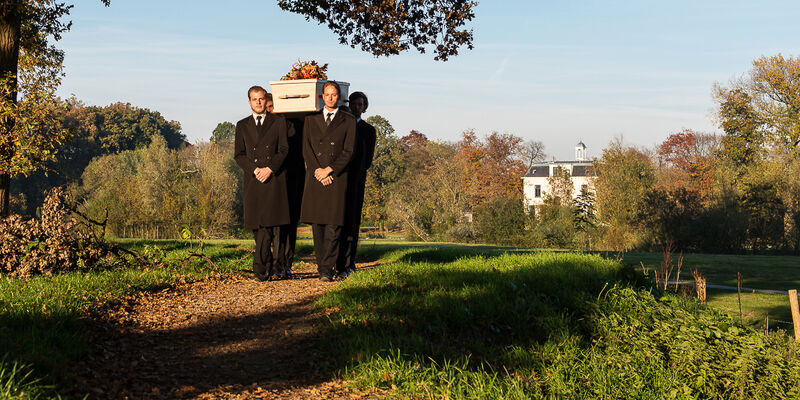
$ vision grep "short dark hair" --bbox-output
[322,81,340,95]
[349,91,368,108]
[248,85,267,99]
[265,92,273,102]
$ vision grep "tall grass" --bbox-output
[318,248,800,399]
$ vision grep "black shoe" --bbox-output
[319,275,334,282]
[253,273,268,282]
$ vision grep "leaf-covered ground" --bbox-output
[65,260,390,400]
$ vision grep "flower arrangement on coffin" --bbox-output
[280,60,328,80]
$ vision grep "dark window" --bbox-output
[535,185,541,197]
[581,184,588,193]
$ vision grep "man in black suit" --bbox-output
[336,91,377,278]
[234,86,291,281]
[266,92,302,278]
[299,81,356,281]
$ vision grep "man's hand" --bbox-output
[321,176,334,186]
[314,166,334,182]
[254,167,273,183]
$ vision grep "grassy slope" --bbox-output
[319,246,800,399]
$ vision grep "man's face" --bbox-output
[266,100,274,113]
[349,97,366,118]
[249,90,267,114]
[322,86,339,110]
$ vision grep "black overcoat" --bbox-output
[234,114,290,229]
[299,110,356,226]
[343,119,377,228]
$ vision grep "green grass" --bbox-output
[3,239,799,399]
[622,252,800,331]
[318,246,800,399]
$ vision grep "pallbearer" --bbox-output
[266,93,302,277]
[234,86,291,281]
[299,81,356,281]
[336,91,376,278]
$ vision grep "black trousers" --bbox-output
[337,222,361,272]
[253,226,284,277]
[279,224,298,272]
[284,167,304,272]
[311,223,342,277]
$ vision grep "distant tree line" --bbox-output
[586,54,800,254]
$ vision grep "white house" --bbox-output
[522,142,594,209]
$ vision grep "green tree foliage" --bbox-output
[474,195,526,245]
[77,139,236,238]
[0,0,110,216]
[362,115,403,230]
[210,121,235,145]
[715,88,764,167]
[277,0,477,61]
[388,137,465,242]
[572,187,597,249]
[593,140,655,251]
[713,54,800,252]
[10,98,186,215]
[545,166,573,206]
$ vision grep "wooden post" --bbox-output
[789,289,800,342]
[737,272,743,325]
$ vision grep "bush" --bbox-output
[474,196,526,245]
[0,188,107,277]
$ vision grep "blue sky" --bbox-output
[56,0,800,159]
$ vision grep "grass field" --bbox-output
[319,246,800,399]
[622,251,800,331]
[1,238,799,398]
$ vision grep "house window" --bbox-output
[535,185,541,198]
[581,184,588,193]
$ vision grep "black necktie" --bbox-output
[256,115,262,126]
[326,112,333,126]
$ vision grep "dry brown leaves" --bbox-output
[67,261,390,400]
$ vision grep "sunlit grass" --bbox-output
[318,248,800,399]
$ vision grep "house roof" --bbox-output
[525,166,550,177]
[572,165,594,177]
[523,161,594,178]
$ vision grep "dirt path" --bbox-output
[69,261,388,400]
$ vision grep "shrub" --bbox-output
[0,188,107,277]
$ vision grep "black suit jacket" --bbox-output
[299,110,357,226]
[234,113,290,229]
[343,119,377,228]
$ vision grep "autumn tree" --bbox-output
[656,129,719,200]
[454,130,528,207]
[277,0,477,61]
[593,140,655,251]
[715,54,800,251]
[714,54,800,161]
[1,0,110,216]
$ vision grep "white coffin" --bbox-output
[269,79,350,113]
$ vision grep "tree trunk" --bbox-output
[0,2,21,217]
